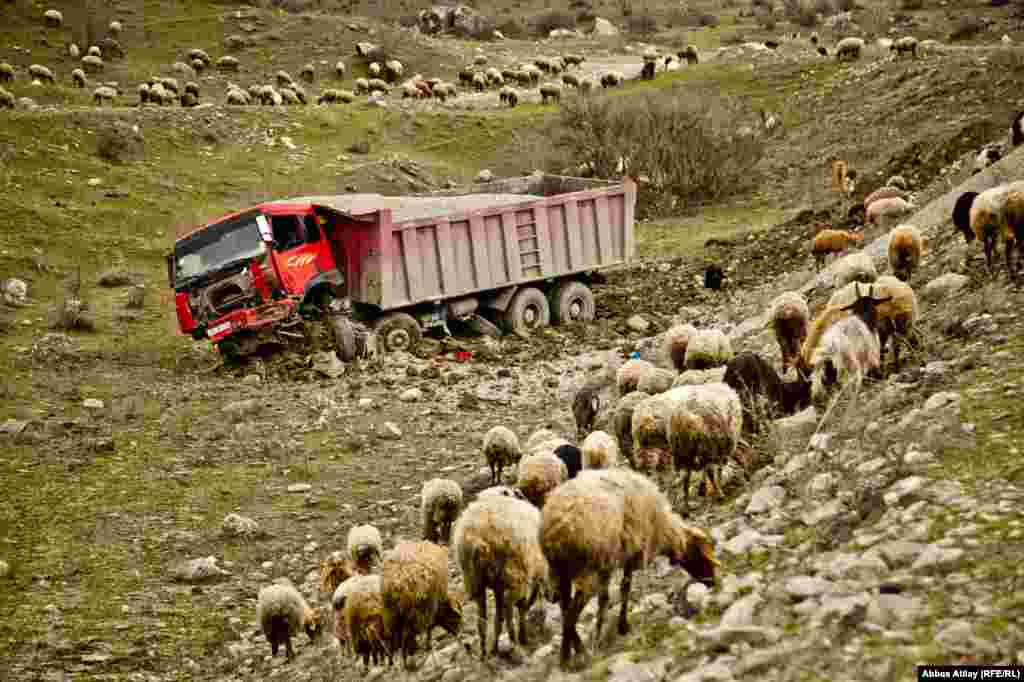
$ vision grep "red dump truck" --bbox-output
[167,174,637,361]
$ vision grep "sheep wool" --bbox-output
[523,428,558,453]
[421,478,463,544]
[347,524,383,573]
[613,391,650,468]
[961,181,1024,273]
[833,251,878,289]
[540,469,719,666]
[672,367,727,387]
[835,36,864,61]
[581,430,620,470]
[684,328,734,370]
[572,384,602,441]
[332,573,383,655]
[866,196,914,226]
[636,365,676,396]
[344,583,391,668]
[667,382,743,510]
[381,541,462,669]
[320,550,356,600]
[256,582,322,661]
[863,186,906,209]
[477,484,526,501]
[852,277,918,370]
[812,229,863,270]
[767,291,809,370]
[809,314,881,401]
[483,425,521,484]
[630,386,692,473]
[453,494,548,658]
[516,451,569,507]
[616,358,655,396]
[887,224,923,282]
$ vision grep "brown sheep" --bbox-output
[811,228,863,271]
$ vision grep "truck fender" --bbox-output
[302,269,344,305]
[481,286,517,313]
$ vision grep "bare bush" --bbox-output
[496,17,529,38]
[624,14,658,34]
[530,11,576,35]
[96,122,143,164]
[553,90,765,217]
[452,14,498,39]
[783,0,820,26]
[949,16,985,40]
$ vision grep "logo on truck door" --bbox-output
[286,253,317,268]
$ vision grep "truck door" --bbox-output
[269,213,323,295]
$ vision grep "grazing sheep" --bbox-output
[384,59,404,83]
[81,55,104,74]
[810,31,819,44]
[347,524,383,573]
[637,366,676,395]
[402,82,420,99]
[640,60,656,80]
[137,83,151,104]
[187,48,210,65]
[381,541,463,669]
[1011,111,1024,148]
[71,68,86,88]
[93,85,117,106]
[181,92,199,107]
[482,425,521,484]
[320,550,356,602]
[109,19,123,35]
[581,430,619,470]
[600,71,624,88]
[630,387,692,474]
[300,63,315,83]
[421,478,463,544]
[573,384,601,441]
[343,581,392,668]
[661,323,697,371]
[973,144,1004,175]
[684,328,734,370]
[44,9,63,28]
[817,46,828,56]
[723,352,810,436]
[867,196,915,226]
[332,573,382,656]
[613,391,650,468]
[257,582,323,661]
[806,313,881,401]
[554,443,583,480]
[453,494,548,659]
[184,81,199,98]
[667,382,744,510]
[368,62,382,78]
[704,264,725,290]
[664,56,680,72]
[354,77,370,95]
[890,36,918,59]
[216,55,239,71]
[28,64,55,84]
[99,37,124,59]
[483,67,503,86]
[540,469,719,668]
[474,55,488,66]
[833,251,878,288]
[524,428,559,453]
[498,85,518,107]
[516,451,569,507]
[87,45,101,58]
[564,54,585,67]
[679,46,699,64]
[863,186,906,209]
[672,367,727,388]
[226,88,249,105]
[812,228,863,270]
[171,61,194,78]
[887,224,923,282]
[616,358,655,396]
[280,87,301,105]
[190,58,205,73]
[835,37,865,61]
[0,87,14,109]
[562,72,580,88]
[67,43,81,59]
[0,63,14,83]
[276,70,293,88]
[842,278,918,371]
[477,484,526,501]
[367,78,390,94]
[767,291,809,370]
[578,76,596,93]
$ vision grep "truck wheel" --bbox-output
[503,287,550,333]
[330,315,358,362]
[550,280,595,325]
[373,312,422,354]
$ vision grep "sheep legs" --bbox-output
[592,571,613,647]
[618,562,639,636]
[493,579,506,656]
[475,589,488,658]
[681,468,692,515]
[558,573,587,667]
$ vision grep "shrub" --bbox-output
[453,13,498,39]
[96,122,143,164]
[949,16,985,40]
[759,14,777,29]
[497,17,529,38]
[814,0,836,15]
[552,90,765,217]
[530,10,576,35]
[684,11,720,27]
[835,0,855,10]
[624,14,657,34]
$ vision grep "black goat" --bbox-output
[723,351,811,434]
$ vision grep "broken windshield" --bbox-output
[174,210,267,285]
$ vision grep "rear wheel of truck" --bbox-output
[503,287,550,333]
[373,312,422,354]
[330,315,358,362]
[549,280,595,325]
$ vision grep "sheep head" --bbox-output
[320,552,356,597]
[304,606,323,640]
[840,283,892,331]
[665,518,719,587]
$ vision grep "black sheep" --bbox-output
[817,46,828,56]
[553,443,582,479]
[641,60,656,80]
[572,384,601,441]
[723,351,811,434]
[704,264,725,291]
[1012,111,1024,147]
[764,40,779,49]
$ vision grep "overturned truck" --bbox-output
[167,174,637,362]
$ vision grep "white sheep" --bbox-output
[71,68,86,88]
[300,63,315,83]
[835,37,865,62]
[81,55,104,74]
[630,386,692,474]
[516,451,568,507]
[667,382,743,511]
[109,19,123,34]
[523,428,558,453]
[87,45,101,58]
[808,314,881,401]
[581,430,619,469]
[0,62,14,83]
[890,35,918,59]
[684,328,734,370]
[421,477,463,544]
[833,250,878,288]
[636,365,676,395]
[953,181,1024,275]
[0,86,14,109]
[43,9,63,28]
[28,64,55,84]
[256,581,323,661]
[335,61,346,78]
[482,425,521,484]
[216,55,239,71]
[453,494,548,658]
[866,196,915,226]
[612,391,649,468]
[226,88,249,105]
[660,323,697,371]
[767,291,809,370]
[332,573,382,657]
[186,48,210,65]
[477,484,526,501]
[384,59,404,82]
[369,62,382,77]
[887,224,924,282]
[672,367,727,387]
[68,43,80,59]
[381,541,463,669]
[342,577,391,668]
[616,358,655,396]
[347,524,383,573]
[540,84,561,104]
[540,469,719,668]
[93,85,117,106]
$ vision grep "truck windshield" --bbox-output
[173,211,266,285]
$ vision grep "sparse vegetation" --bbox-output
[529,10,577,35]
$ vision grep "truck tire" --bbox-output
[330,315,358,362]
[503,287,550,333]
[373,312,422,354]
[549,280,595,325]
